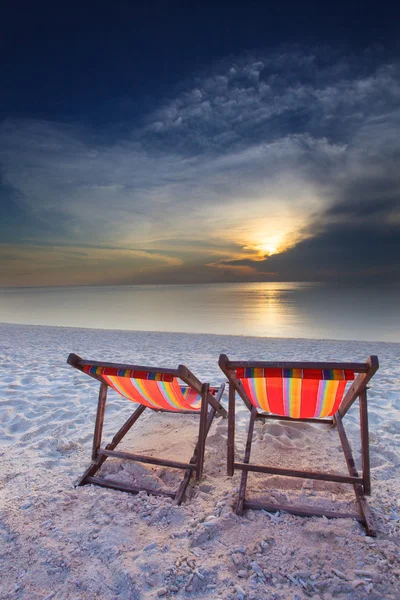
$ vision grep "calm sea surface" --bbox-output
[0,282,399,342]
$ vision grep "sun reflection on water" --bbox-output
[0,281,398,342]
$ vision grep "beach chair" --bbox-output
[68,354,226,503]
[219,354,379,535]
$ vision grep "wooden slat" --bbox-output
[243,500,364,522]
[236,406,257,515]
[85,476,176,498]
[196,383,209,481]
[67,353,84,368]
[335,412,376,536]
[353,486,376,537]
[68,354,180,376]
[210,382,227,418]
[177,365,203,392]
[233,462,363,485]
[68,353,104,383]
[226,360,369,372]
[175,384,223,504]
[359,390,371,495]
[256,413,333,424]
[230,377,253,411]
[214,383,226,404]
[149,408,200,414]
[174,457,197,505]
[92,383,107,460]
[108,405,147,447]
[98,449,195,470]
[174,406,217,505]
[335,412,359,477]
[227,383,236,476]
[219,355,253,413]
[76,454,104,487]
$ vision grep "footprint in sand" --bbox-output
[262,422,307,440]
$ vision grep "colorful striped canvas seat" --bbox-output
[236,367,355,419]
[83,365,218,412]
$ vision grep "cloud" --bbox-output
[0,48,400,285]
[0,120,336,252]
[216,218,400,282]
[144,52,400,149]
[214,147,400,282]
[0,243,183,287]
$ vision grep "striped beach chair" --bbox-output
[68,354,226,503]
[219,354,379,535]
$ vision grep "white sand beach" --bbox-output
[0,323,399,599]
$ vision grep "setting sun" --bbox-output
[233,212,315,266]
[242,232,292,259]
[258,242,279,256]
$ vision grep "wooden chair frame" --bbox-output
[219,354,379,535]
[68,354,226,504]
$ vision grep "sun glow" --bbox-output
[243,235,289,259]
[257,242,279,256]
[241,221,312,260]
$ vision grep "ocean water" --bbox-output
[0,282,399,342]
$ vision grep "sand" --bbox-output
[0,323,399,599]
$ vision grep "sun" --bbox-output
[241,224,303,260]
[242,238,284,259]
[258,243,279,256]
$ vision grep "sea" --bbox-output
[0,282,399,342]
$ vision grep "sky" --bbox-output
[1,1,400,287]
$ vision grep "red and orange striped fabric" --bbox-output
[236,368,355,419]
[83,365,215,411]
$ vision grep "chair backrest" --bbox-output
[220,355,379,419]
[67,354,204,412]
[236,367,354,418]
[83,364,201,411]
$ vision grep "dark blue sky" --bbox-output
[2,1,399,123]
[1,1,400,286]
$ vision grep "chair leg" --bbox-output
[236,406,257,515]
[196,383,209,481]
[177,381,224,500]
[227,384,235,476]
[336,411,375,536]
[359,389,371,496]
[92,383,108,460]
[174,405,217,504]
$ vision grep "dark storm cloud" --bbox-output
[217,181,400,282]
[219,220,399,281]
